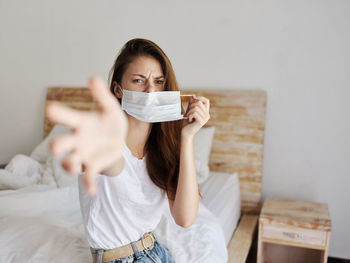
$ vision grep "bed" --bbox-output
[0,87,266,263]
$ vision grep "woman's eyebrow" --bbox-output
[132,74,164,79]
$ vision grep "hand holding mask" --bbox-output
[182,95,211,137]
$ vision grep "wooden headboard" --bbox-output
[45,88,267,213]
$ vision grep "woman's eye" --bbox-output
[133,79,143,84]
[156,80,164,84]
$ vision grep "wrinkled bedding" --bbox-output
[0,155,228,263]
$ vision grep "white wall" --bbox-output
[1,0,349,259]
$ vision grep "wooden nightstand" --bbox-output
[257,198,331,263]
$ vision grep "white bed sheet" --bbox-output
[199,171,241,246]
[0,155,228,263]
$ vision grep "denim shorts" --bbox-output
[90,240,175,263]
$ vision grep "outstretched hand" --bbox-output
[45,77,128,196]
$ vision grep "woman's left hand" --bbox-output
[182,95,210,137]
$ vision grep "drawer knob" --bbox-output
[282,231,303,239]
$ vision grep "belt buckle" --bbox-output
[141,232,155,250]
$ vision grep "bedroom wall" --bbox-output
[0,0,349,259]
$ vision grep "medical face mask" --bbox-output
[121,89,190,123]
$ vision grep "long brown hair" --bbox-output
[108,38,201,201]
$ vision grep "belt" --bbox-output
[91,232,156,263]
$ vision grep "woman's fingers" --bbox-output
[186,109,206,123]
[190,111,205,124]
[187,100,207,114]
[50,133,76,156]
[186,101,208,120]
[84,165,98,196]
[44,76,128,197]
[46,102,84,128]
[195,96,210,111]
[183,95,194,115]
[186,95,210,124]
[186,96,209,112]
[89,76,119,114]
[61,152,82,174]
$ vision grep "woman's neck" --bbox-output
[125,115,151,159]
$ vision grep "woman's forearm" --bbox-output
[171,132,199,227]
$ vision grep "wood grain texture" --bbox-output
[44,88,267,213]
[261,224,327,248]
[182,90,266,213]
[227,214,258,263]
[260,198,331,231]
[258,199,331,263]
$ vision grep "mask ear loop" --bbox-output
[118,85,124,97]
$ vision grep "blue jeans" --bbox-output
[90,240,175,263]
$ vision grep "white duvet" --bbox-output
[0,155,228,263]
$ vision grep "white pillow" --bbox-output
[194,126,215,184]
[30,125,72,164]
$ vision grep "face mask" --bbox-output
[121,89,190,123]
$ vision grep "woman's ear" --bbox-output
[113,81,123,99]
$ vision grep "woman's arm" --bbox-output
[168,95,210,227]
[168,133,198,227]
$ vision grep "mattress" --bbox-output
[199,171,241,246]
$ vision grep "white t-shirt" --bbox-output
[78,143,167,249]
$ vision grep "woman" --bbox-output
[46,38,210,263]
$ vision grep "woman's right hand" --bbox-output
[45,76,128,196]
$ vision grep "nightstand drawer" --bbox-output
[262,224,327,247]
